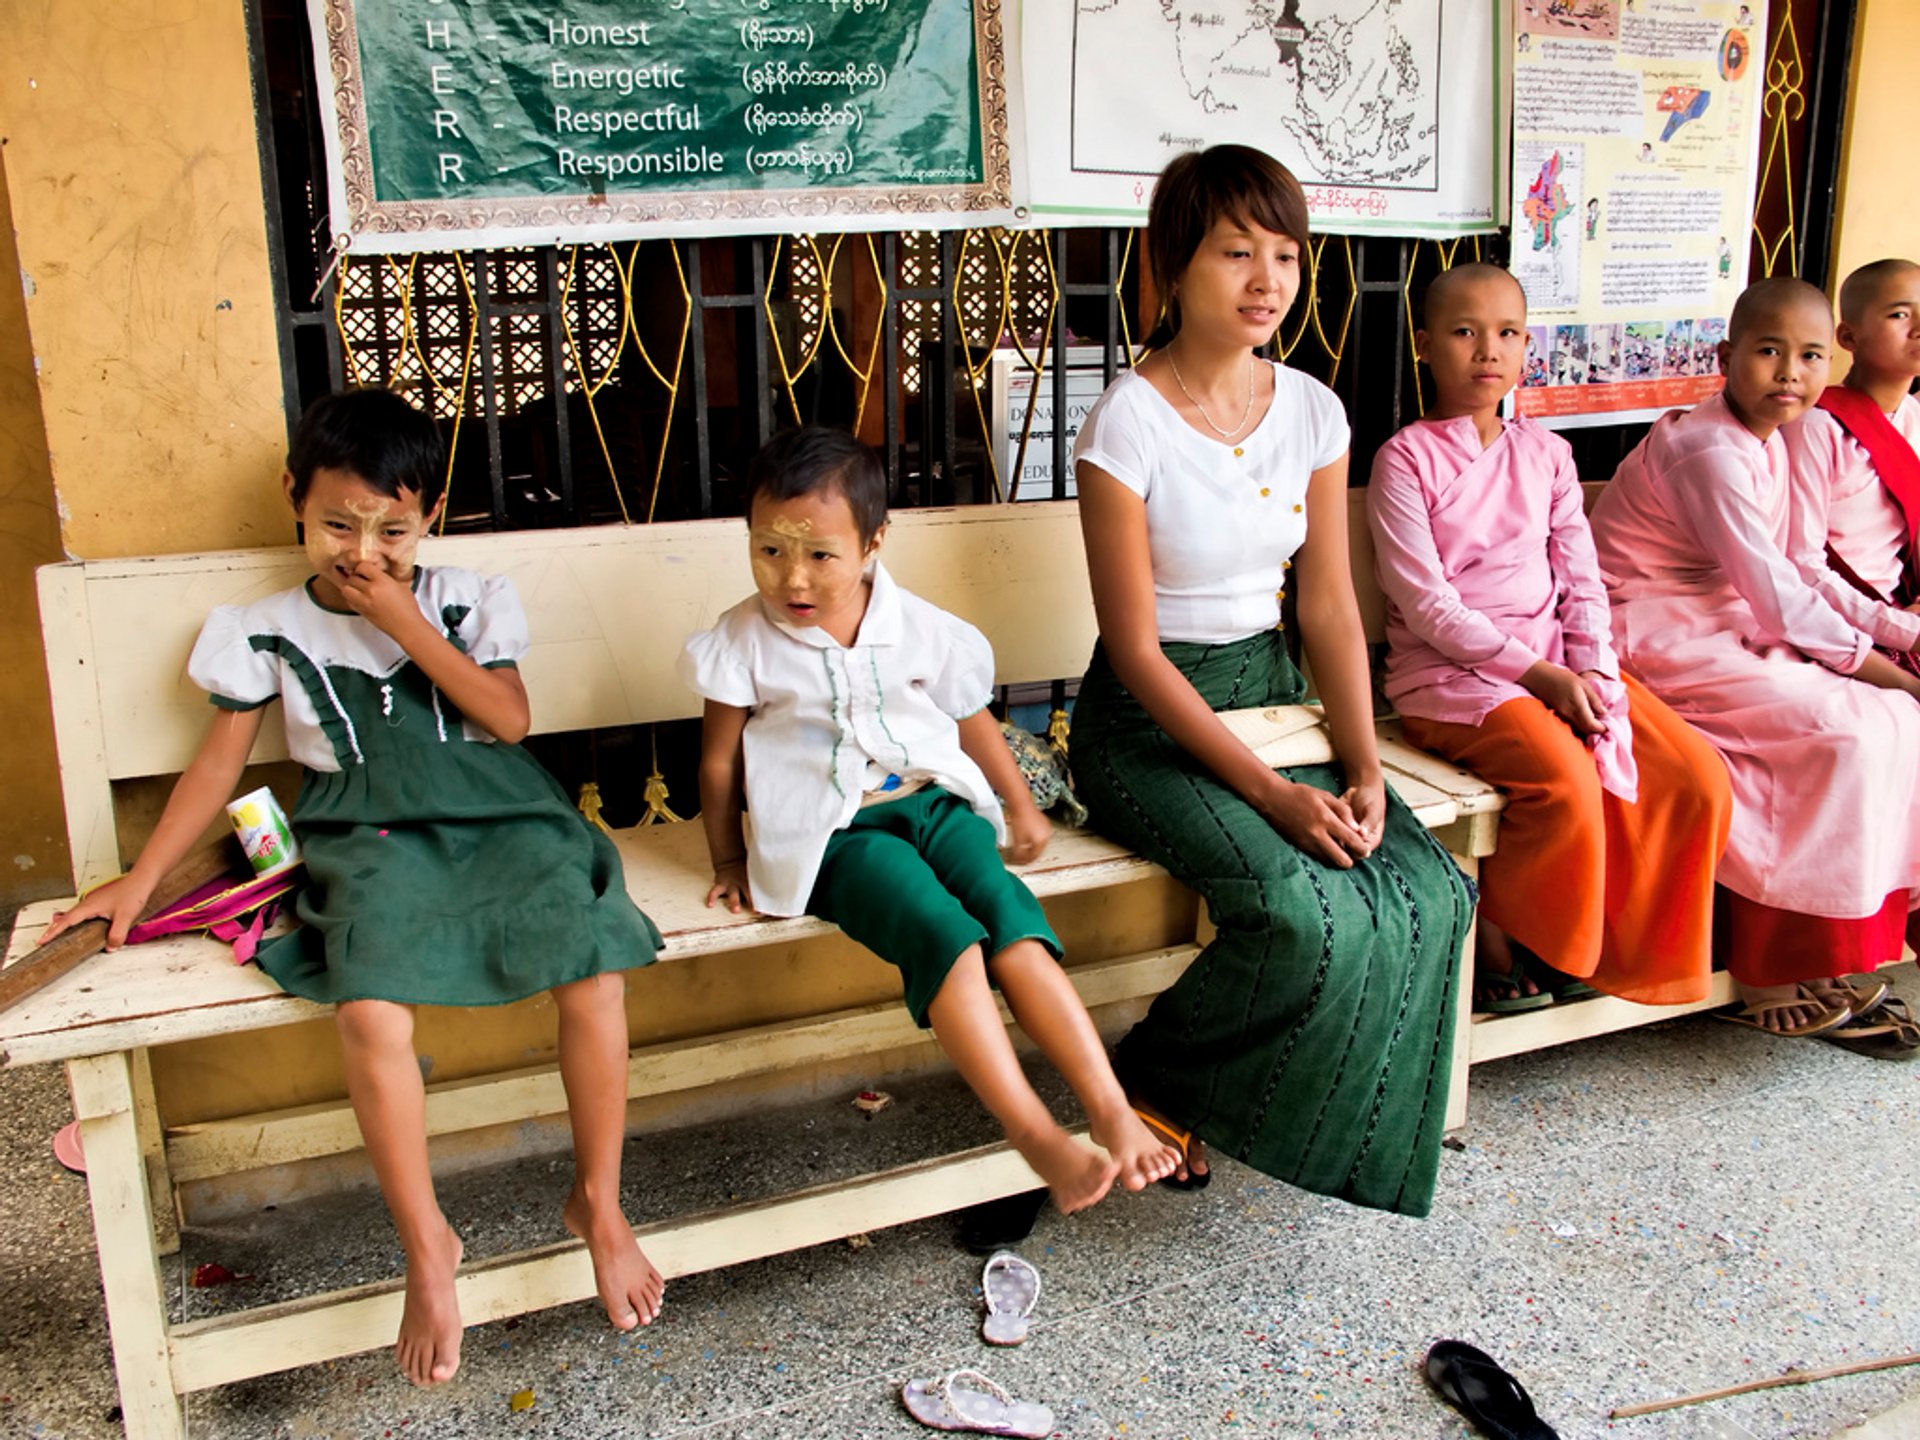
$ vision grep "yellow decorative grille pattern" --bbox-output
[1750,2,1807,280]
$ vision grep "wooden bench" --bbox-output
[4,500,1494,1439]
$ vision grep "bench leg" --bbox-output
[67,1053,184,1440]
[129,1049,180,1258]
[1443,854,1478,1133]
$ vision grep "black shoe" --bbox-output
[955,1188,1048,1255]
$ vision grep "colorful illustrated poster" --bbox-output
[1017,0,1506,237]
[1509,0,1765,427]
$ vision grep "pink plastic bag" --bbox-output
[124,869,303,965]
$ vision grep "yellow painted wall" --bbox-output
[0,149,69,901]
[0,2,290,563]
[1828,0,1920,360]
[0,2,291,905]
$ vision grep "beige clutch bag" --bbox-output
[1214,705,1337,768]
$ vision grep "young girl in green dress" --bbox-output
[41,389,665,1387]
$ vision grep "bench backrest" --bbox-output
[40,482,1604,888]
[40,504,1095,888]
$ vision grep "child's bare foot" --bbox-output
[1011,1125,1119,1214]
[564,1186,664,1330]
[1088,1105,1182,1191]
[395,1224,464,1387]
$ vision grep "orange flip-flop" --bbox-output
[1130,1106,1211,1191]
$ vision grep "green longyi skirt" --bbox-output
[1069,630,1471,1217]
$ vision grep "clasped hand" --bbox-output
[1258,773,1384,869]
[1522,661,1610,737]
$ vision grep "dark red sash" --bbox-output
[1816,384,1920,674]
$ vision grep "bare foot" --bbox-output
[1736,982,1836,1034]
[1128,1096,1208,1185]
[395,1224,464,1387]
[564,1186,664,1330]
[1473,920,1542,1009]
[1087,1105,1181,1191]
[1011,1124,1119,1214]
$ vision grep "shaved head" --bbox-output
[1839,259,1920,325]
[1418,263,1526,329]
[1728,276,1831,342]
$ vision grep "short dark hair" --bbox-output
[287,389,447,511]
[1146,144,1312,348]
[1839,258,1920,325]
[1416,262,1526,331]
[745,426,888,544]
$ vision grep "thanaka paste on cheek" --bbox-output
[304,525,351,579]
[346,497,425,579]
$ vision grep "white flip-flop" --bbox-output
[901,1369,1055,1437]
[980,1251,1040,1346]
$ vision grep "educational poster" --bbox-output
[1017,0,1506,236]
[309,0,1012,252]
[1510,0,1766,427]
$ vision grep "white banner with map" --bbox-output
[1509,0,1766,428]
[1016,0,1506,236]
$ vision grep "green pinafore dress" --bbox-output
[188,568,661,1007]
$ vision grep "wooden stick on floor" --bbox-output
[1610,1351,1920,1419]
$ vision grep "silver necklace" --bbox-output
[1166,351,1256,440]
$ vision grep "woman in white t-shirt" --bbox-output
[1069,146,1473,1217]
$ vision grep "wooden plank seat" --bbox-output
[3,501,1482,1438]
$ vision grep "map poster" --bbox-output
[1015,0,1506,236]
[1509,0,1766,428]
[310,0,1012,252]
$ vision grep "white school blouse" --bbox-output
[188,566,527,771]
[677,561,1006,917]
[1072,361,1351,643]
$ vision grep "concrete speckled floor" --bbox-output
[5,967,1920,1439]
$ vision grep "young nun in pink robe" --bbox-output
[1781,259,1920,667]
[1370,265,1730,1010]
[1589,277,1920,1037]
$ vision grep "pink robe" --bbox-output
[1590,392,1920,920]
[1781,396,1920,648]
[1367,415,1634,798]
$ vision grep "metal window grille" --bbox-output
[244,0,1853,814]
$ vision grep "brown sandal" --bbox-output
[1806,977,1890,1020]
[1823,995,1920,1060]
[1715,987,1852,1038]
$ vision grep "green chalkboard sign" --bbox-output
[312,0,1011,251]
